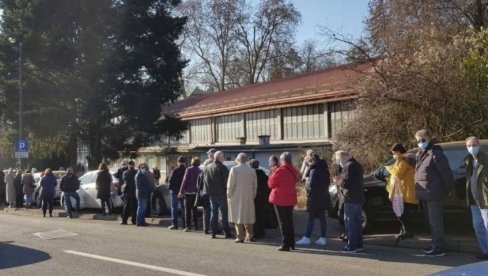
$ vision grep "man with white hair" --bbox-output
[227,153,257,243]
[465,136,488,260]
[204,151,232,239]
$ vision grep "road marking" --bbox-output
[63,250,206,276]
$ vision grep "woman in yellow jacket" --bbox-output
[386,143,418,243]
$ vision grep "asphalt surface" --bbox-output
[0,212,481,276]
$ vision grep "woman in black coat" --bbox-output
[14,170,23,208]
[96,163,113,215]
[296,154,331,246]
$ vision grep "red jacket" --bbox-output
[268,164,298,206]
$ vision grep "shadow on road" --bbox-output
[0,241,51,269]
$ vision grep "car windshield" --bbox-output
[443,149,469,171]
[79,172,97,186]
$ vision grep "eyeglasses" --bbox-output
[417,138,427,143]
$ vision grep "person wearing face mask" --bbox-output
[414,129,453,257]
[268,156,279,177]
[135,163,150,227]
[464,136,488,260]
[386,144,418,245]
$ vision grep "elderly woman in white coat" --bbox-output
[227,153,258,243]
[5,169,16,208]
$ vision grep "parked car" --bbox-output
[151,161,269,216]
[430,261,488,276]
[33,170,66,206]
[328,140,488,232]
[61,170,123,212]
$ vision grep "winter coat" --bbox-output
[386,155,418,205]
[168,165,186,194]
[306,159,331,215]
[135,172,150,200]
[204,161,229,198]
[0,170,5,198]
[268,164,298,207]
[22,173,36,194]
[60,173,80,193]
[227,164,257,224]
[96,169,112,200]
[5,171,16,202]
[14,174,23,197]
[180,166,201,194]
[339,158,365,204]
[40,173,57,200]
[254,169,270,209]
[415,144,453,201]
[122,167,137,198]
[465,150,488,208]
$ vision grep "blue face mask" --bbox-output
[468,146,480,156]
[418,142,429,150]
[140,168,146,174]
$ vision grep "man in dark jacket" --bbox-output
[204,151,232,238]
[414,129,453,257]
[465,136,488,260]
[121,161,138,225]
[250,159,270,238]
[115,160,129,196]
[60,167,80,219]
[168,156,186,230]
[0,170,5,207]
[135,163,150,227]
[335,150,364,253]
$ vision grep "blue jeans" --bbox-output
[210,195,231,236]
[64,192,80,215]
[136,198,148,226]
[344,203,363,250]
[25,193,33,206]
[171,193,185,228]
[471,205,488,255]
[305,211,326,238]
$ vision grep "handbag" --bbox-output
[389,175,404,217]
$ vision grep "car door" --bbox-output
[78,172,101,209]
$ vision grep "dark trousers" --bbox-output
[122,197,138,224]
[274,205,295,248]
[42,198,54,216]
[397,203,417,236]
[101,198,113,215]
[423,200,445,250]
[16,194,23,207]
[184,194,198,230]
[254,202,266,237]
[210,195,231,236]
[201,195,211,232]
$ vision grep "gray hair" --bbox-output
[334,150,350,159]
[466,136,481,145]
[236,153,248,164]
[214,151,224,160]
[415,129,431,139]
[280,152,293,164]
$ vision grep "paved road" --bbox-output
[0,213,478,276]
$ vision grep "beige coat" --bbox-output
[227,163,257,224]
[5,170,16,203]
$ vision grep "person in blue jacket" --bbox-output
[135,163,150,227]
[40,169,57,217]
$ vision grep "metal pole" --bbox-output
[18,42,23,169]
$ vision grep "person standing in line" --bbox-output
[40,169,57,217]
[268,152,298,251]
[14,170,23,208]
[300,149,314,182]
[250,159,269,239]
[115,160,129,196]
[60,167,81,219]
[269,156,279,177]
[178,157,202,232]
[22,169,36,209]
[96,163,113,216]
[386,143,418,245]
[0,169,6,207]
[204,151,232,239]
[296,154,330,246]
[335,150,365,254]
[135,163,150,227]
[145,167,156,217]
[121,161,138,225]
[414,129,453,257]
[153,167,161,185]
[168,156,187,230]
[197,148,217,234]
[464,136,488,260]
[5,169,16,208]
[228,153,257,243]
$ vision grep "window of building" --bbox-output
[330,101,355,137]
[216,114,244,142]
[283,104,325,140]
[190,118,212,144]
[246,110,279,141]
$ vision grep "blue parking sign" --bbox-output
[15,140,29,158]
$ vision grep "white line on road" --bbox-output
[63,250,207,276]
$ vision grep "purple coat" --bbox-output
[179,166,202,194]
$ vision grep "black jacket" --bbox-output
[254,169,270,208]
[60,174,80,192]
[415,144,453,201]
[339,158,365,204]
[96,169,112,200]
[168,165,186,194]
[203,161,229,197]
[14,174,23,197]
[122,167,137,198]
[0,170,5,197]
[306,159,331,213]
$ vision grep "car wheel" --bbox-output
[153,194,168,216]
[362,207,373,233]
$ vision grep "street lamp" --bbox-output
[9,37,23,169]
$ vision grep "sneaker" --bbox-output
[168,225,178,230]
[314,237,327,246]
[341,246,357,254]
[356,247,364,252]
[423,246,434,254]
[183,228,190,232]
[425,249,445,257]
[296,236,311,245]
